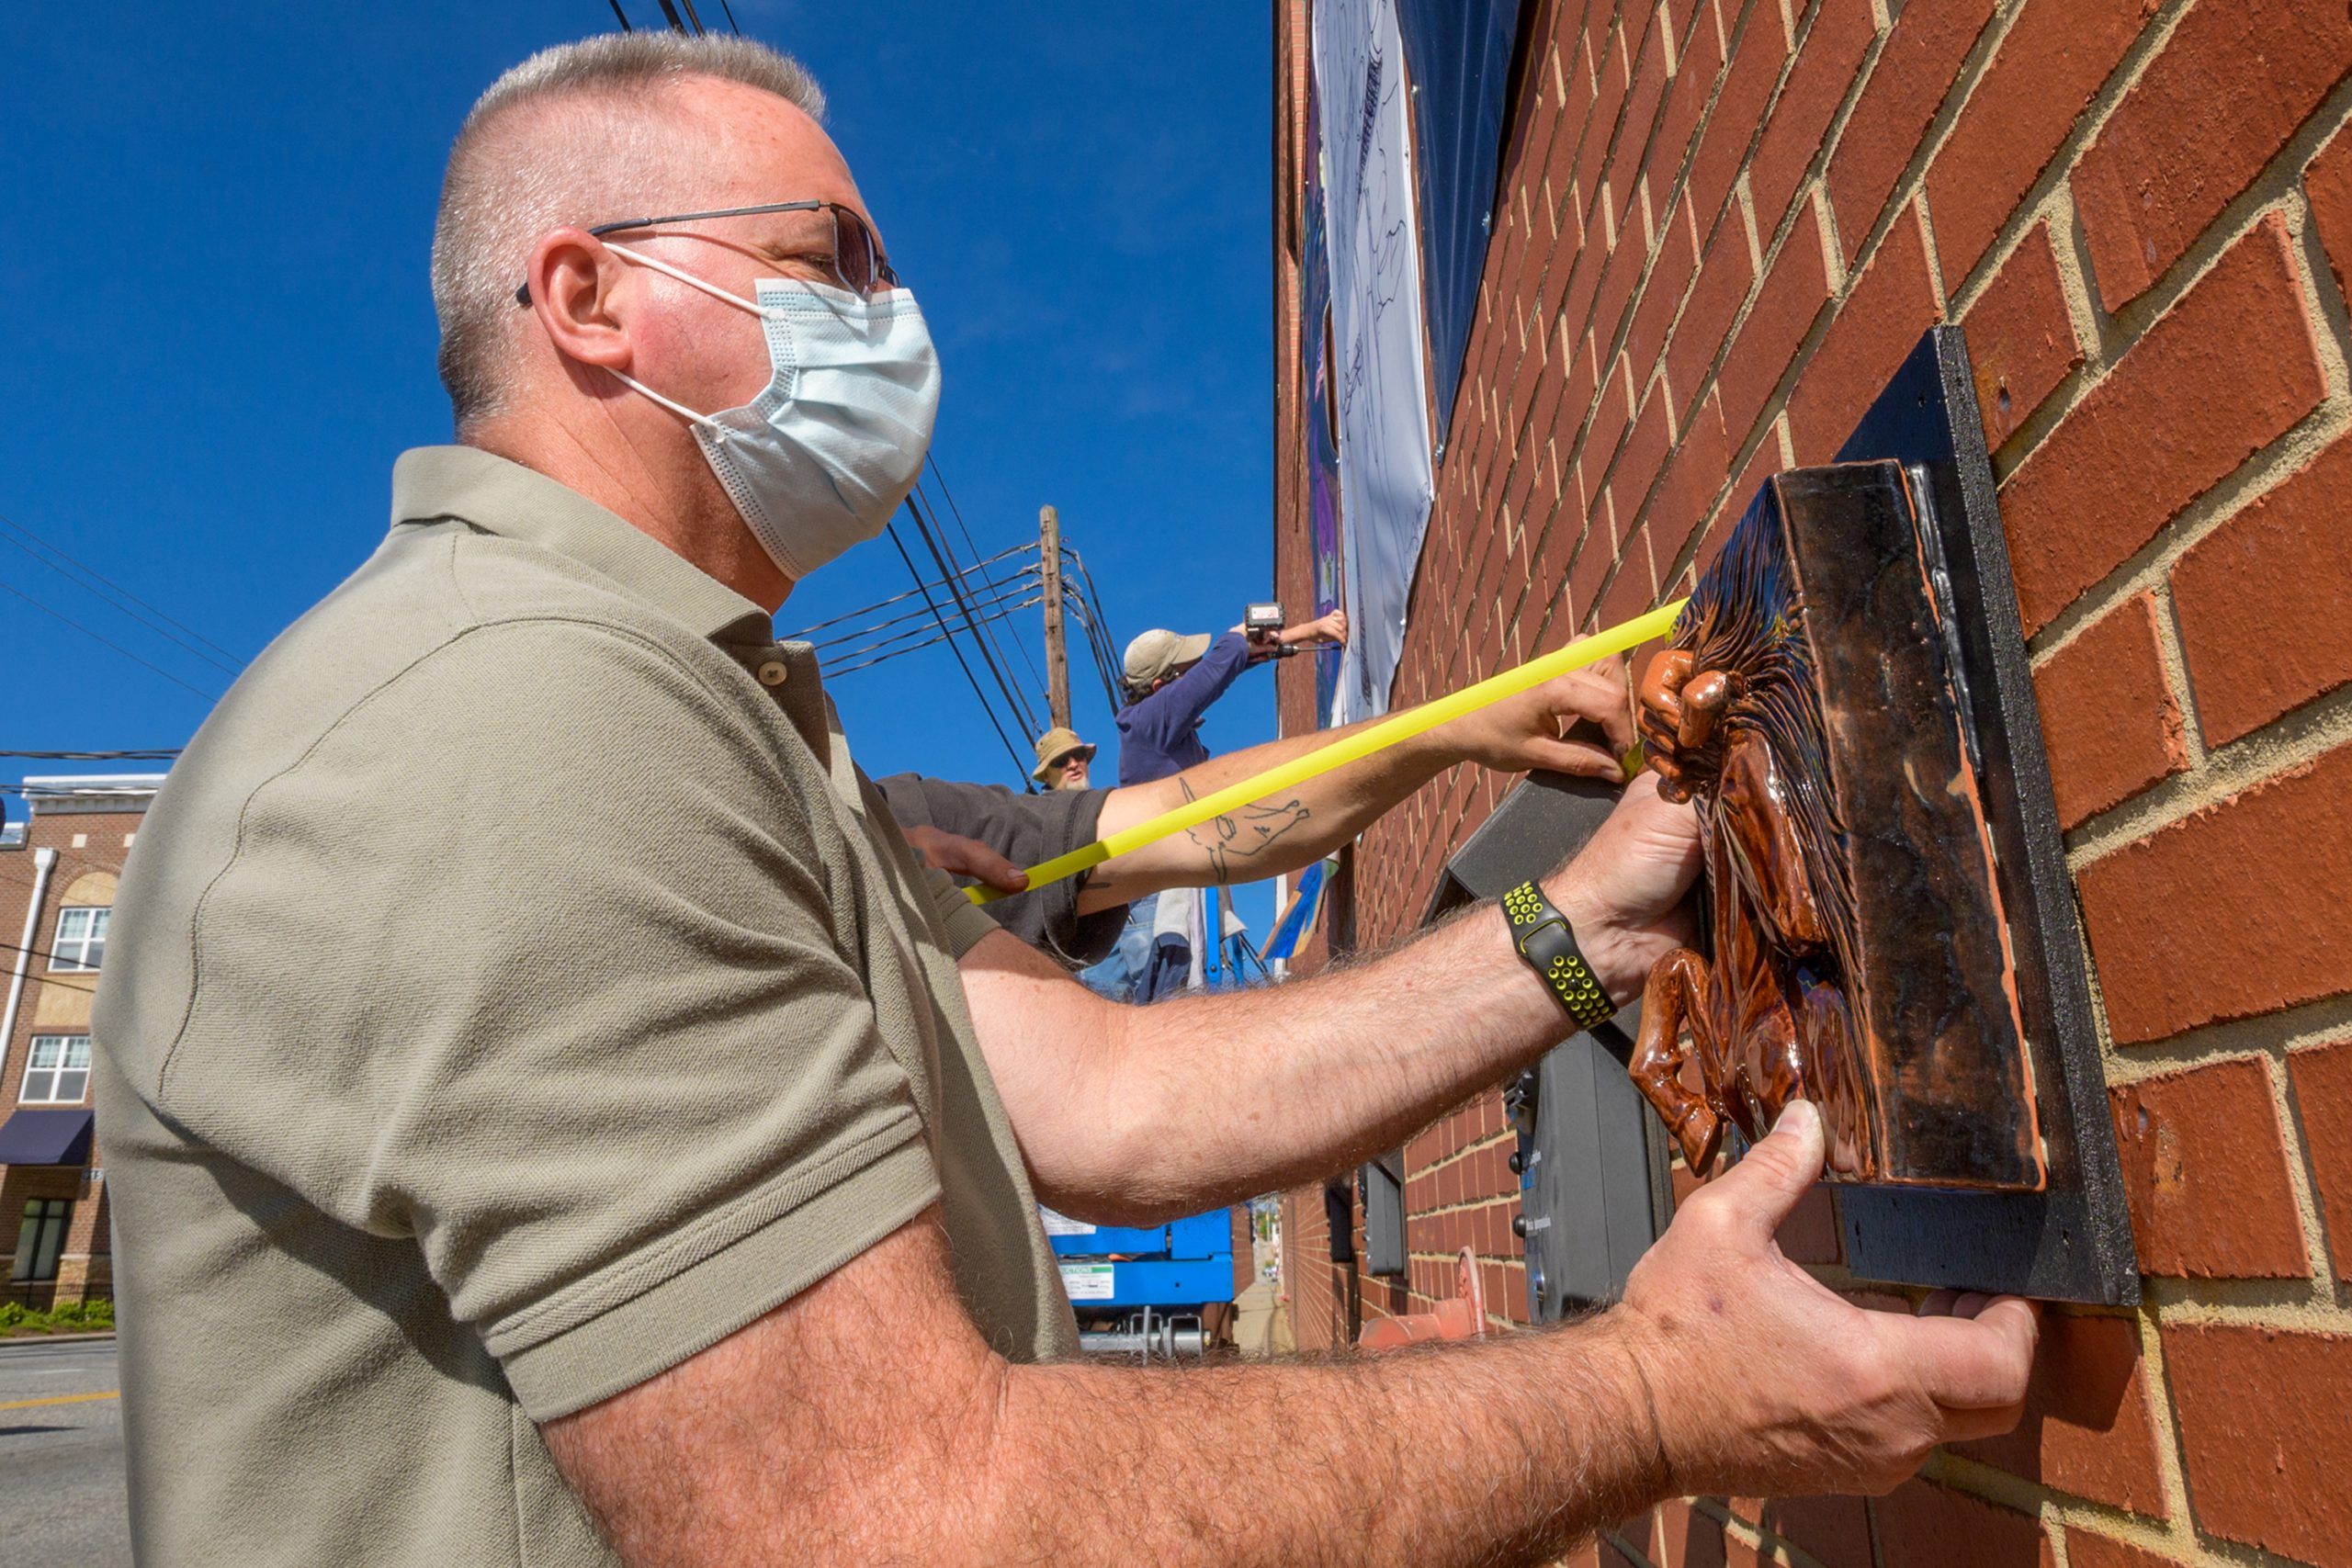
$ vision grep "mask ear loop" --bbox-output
[597,243,774,430]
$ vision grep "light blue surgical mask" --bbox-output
[605,243,941,580]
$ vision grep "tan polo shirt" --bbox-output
[92,446,1079,1567]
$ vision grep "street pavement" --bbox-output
[0,1337,128,1568]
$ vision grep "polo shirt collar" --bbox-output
[390,445,775,648]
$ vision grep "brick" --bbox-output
[1686,0,1793,237]
[1825,0,1996,265]
[2288,1039,2352,1283]
[1665,216,1758,421]
[1960,221,2083,448]
[1593,189,1657,347]
[1606,21,1675,224]
[1925,0,2154,287]
[1649,0,1725,205]
[1652,1499,1726,1568]
[1628,196,1702,385]
[1583,355,1638,480]
[1609,386,1676,524]
[1787,203,1942,463]
[1773,1183,1840,1265]
[1577,21,1637,228]
[2030,592,2188,828]
[1747,1495,1869,1568]
[2064,1537,2188,1568]
[1873,1480,2052,1568]
[2172,434,2352,746]
[1999,214,2325,634]
[1598,526,1659,628]
[1717,200,1833,445]
[1950,1312,2168,1516]
[2164,1324,2352,1567]
[2079,739,2352,1043]
[2075,0,2352,311]
[1747,0,1877,237]
[1649,389,1731,576]
[2306,121,2352,308]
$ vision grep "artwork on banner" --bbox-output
[1396,0,1524,454]
[1313,0,1438,724]
[1301,65,1348,727]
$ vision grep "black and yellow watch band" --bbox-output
[1501,879,1616,1030]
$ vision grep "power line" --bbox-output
[0,750,180,761]
[606,0,631,28]
[811,581,1040,669]
[0,578,220,703]
[920,461,1049,703]
[883,523,1032,784]
[901,492,1044,739]
[780,543,1033,643]
[905,487,1045,735]
[0,508,243,667]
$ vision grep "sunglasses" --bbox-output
[512,199,899,307]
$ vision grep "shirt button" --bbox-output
[757,660,789,687]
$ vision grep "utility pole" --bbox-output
[1038,503,1070,730]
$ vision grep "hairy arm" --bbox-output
[967,774,1698,1224]
[1076,662,1635,913]
[541,1110,2038,1567]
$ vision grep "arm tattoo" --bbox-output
[1177,777,1311,883]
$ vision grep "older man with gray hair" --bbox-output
[95,32,2036,1568]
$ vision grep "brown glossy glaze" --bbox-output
[1631,466,2045,1190]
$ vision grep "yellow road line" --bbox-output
[0,1389,119,1411]
[971,599,1687,904]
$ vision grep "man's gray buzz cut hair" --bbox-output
[430,32,826,427]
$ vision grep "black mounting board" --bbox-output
[1416,771,1672,1317]
[1829,327,2138,1305]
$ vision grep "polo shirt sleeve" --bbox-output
[178,619,946,1420]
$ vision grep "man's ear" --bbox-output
[525,227,633,372]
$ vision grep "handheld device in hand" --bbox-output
[1243,602,1297,659]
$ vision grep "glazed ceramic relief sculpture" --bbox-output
[1629,463,2047,1190]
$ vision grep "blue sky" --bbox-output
[3,4,1286,930]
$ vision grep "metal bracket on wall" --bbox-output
[1826,326,2139,1305]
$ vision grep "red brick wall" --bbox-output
[1273,1,2352,1562]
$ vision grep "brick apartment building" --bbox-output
[1272,2,2352,1564]
[0,774,162,1308]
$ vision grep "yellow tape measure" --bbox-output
[969,599,1687,904]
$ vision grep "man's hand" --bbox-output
[1281,608,1349,648]
[1543,773,1702,998]
[902,823,1027,896]
[1612,1100,2040,1498]
[1434,656,1636,782]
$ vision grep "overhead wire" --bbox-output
[809,577,1040,665]
[810,584,1042,674]
[905,487,1046,736]
[801,568,1037,656]
[0,509,243,668]
[0,578,220,703]
[920,461,1049,705]
[883,524,1032,784]
[780,543,1033,642]
[899,491,1044,739]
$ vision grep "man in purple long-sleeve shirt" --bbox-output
[1114,609,1349,785]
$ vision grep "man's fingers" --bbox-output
[1934,1400,2032,1445]
[1521,739,1623,781]
[905,826,1028,893]
[1888,1298,2041,1411]
[1698,1100,1826,1243]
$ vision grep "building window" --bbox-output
[11,1199,69,1282]
[20,1036,91,1105]
[48,907,108,972]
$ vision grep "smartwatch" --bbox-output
[1501,879,1616,1030]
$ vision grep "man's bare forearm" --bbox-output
[967,868,1621,1224]
[978,1314,1664,1566]
[550,1211,1668,1568]
[1080,715,1453,908]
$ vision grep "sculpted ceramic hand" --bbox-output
[1626,510,1873,1180]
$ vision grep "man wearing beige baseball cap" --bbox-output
[1030,726,1097,790]
[1116,608,1345,786]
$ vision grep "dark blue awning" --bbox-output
[0,1109,94,1167]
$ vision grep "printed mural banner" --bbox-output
[1313,0,1438,724]
[1300,61,1348,727]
